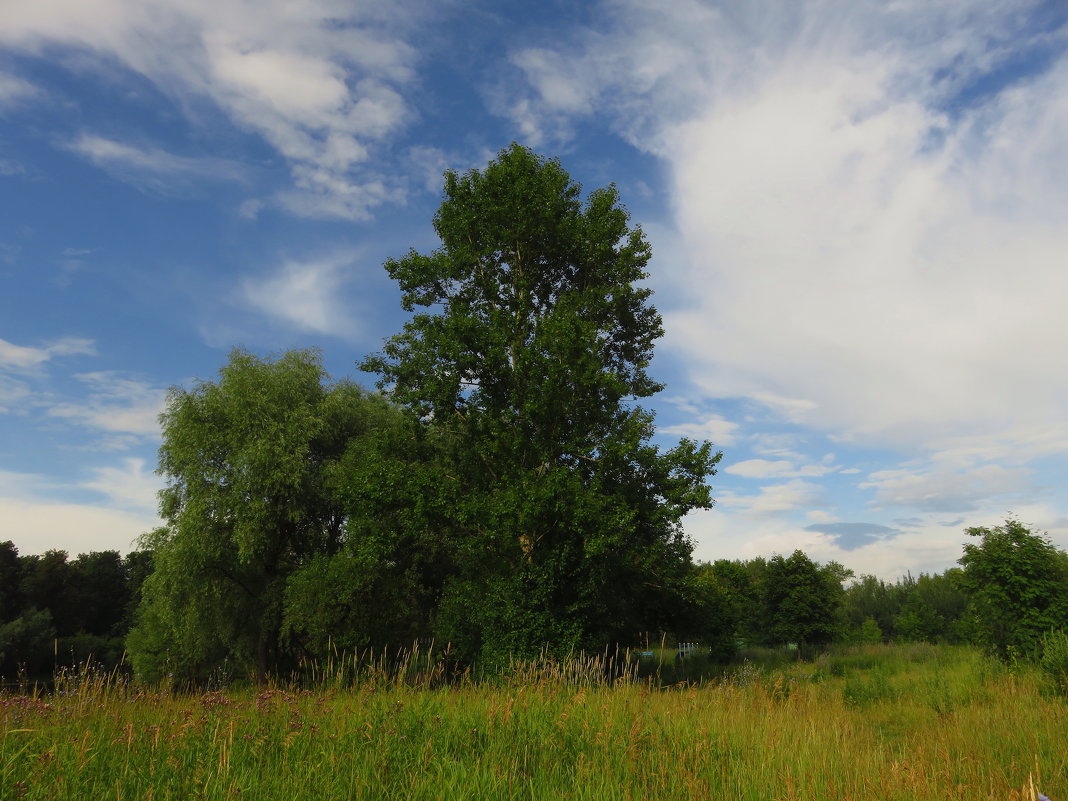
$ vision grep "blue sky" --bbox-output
[2,0,1067,579]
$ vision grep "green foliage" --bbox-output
[0,540,19,624]
[1039,629,1068,697]
[69,551,130,637]
[362,144,721,661]
[841,667,894,707]
[894,570,970,643]
[855,616,883,645]
[0,607,55,676]
[679,564,738,661]
[5,644,1064,801]
[128,348,404,683]
[839,574,901,639]
[282,408,450,658]
[762,550,851,650]
[957,518,1068,660]
[18,550,79,636]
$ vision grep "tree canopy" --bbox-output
[127,349,403,682]
[363,143,721,661]
[958,518,1068,659]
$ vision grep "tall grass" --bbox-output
[1,644,1064,800]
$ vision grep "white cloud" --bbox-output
[0,0,422,219]
[82,457,161,512]
[68,134,248,192]
[241,253,363,340]
[501,0,1068,460]
[0,336,96,369]
[859,462,1034,513]
[0,71,38,106]
[47,372,166,440]
[726,458,836,479]
[685,505,974,579]
[0,374,30,412]
[0,467,160,555]
[718,478,825,517]
[0,496,156,555]
[660,413,740,446]
[726,459,795,479]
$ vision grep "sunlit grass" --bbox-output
[2,644,1064,800]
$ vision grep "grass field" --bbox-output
[1,644,1065,800]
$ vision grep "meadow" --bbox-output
[1,644,1065,801]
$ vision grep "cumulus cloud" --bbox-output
[0,494,157,555]
[686,504,975,579]
[0,0,423,219]
[502,0,1068,454]
[718,478,826,517]
[859,461,1034,513]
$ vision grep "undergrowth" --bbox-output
[1,644,1064,800]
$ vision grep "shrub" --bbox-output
[1039,629,1068,697]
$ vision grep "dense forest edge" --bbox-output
[2,144,1066,691]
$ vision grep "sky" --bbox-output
[1,0,1067,580]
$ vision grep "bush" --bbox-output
[1039,629,1068,697]
[842,668,894,707]
[0,608,56,677]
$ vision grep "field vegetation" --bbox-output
[2,643,1065,800]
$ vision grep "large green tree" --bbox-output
[128,349,401,682]
[362,144,721,661]
[957,518,1068,659]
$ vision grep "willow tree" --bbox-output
[127,349,399,683]
[362,144,721,661]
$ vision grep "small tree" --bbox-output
[763,551,851,651]
[957,518,1068,659]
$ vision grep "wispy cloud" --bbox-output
[859,462,1034,513]
[501,0,1068,457]
[81,457,161,512]
[0,336,95,369]
[0,70,38,107]
[726,458,837,479]
[46,371,166,442]
[0,466,160,554]
[718,479,826,517]
[0,374,30,412]
[241,253,364,340]
[0,0,425,219]
[68,134,248,193]
[660,413,740,446]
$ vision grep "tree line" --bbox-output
[3,518,1065,681]
[0,545,152,677]
[4,144,1066,683]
